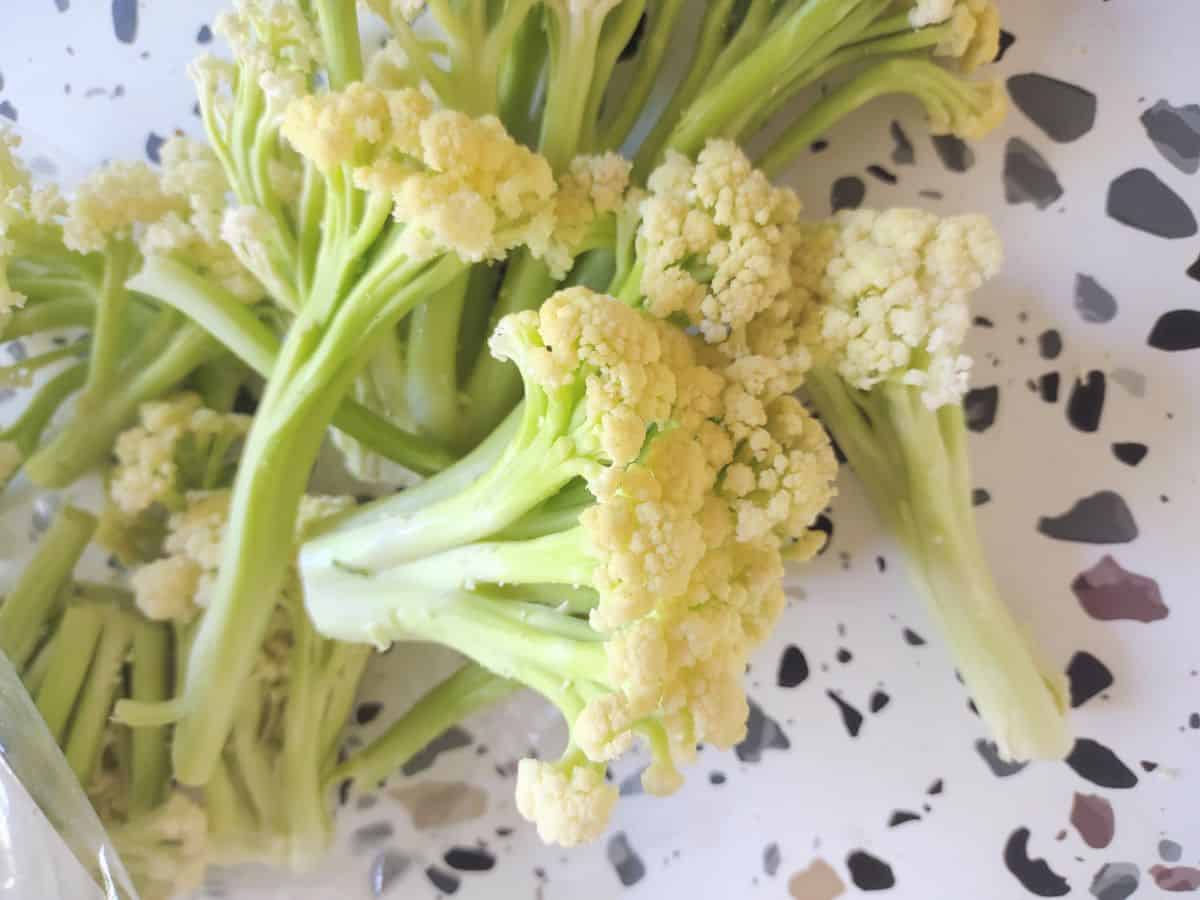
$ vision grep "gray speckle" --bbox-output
[764,842,781,877]
[145,132,165,164]
[0,101,17,123]
[1159,839,1183,863]
[975,739,1029,777]
[1004,138,1063,209]
[607,832,646,887]
[352,821,394,854]
[197,24,214,44]
[6,341,27,363]
[1141,99,1200,174]
[1037,492,1138,544]
[28,155,58,177]
[369,850,412,896]
[31,495,60,536]
[1107,168,1198,239]
[735,699,791,762]
[55,0,70,9]
[1007,73,1098,142]
[1090,862,1139,900]
[932,135,975,172]
[618,767,644,796]
[1074,275,1118,323]
[963,386,999,432]
[112,0,138,43]
[831,176,865,213]
[890,121,915,165]
[1110,368,1146,398]
[400,726,473,776]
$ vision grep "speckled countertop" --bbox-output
[0,1,1197,898]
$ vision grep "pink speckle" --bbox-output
[1072,555,1168,622]
[1150,865,1200,892]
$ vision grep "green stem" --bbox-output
[64,611,136,785]
[498,9,548,144]
[313,0,364,89]
[598,0,686,151]
[0,506,96,669]
[454,263,502,387]
[330,663,518,793]
[24,323,218,488]
[128,620,172,816]
[2,363,87,461]
[0,296,95,339]
[34,605,105,745]
[406,269,470,445]
[666,0,869,157]
[80,243,133,404]
[457,252,557,450]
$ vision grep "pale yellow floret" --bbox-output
[63,161,180,254]
[515,759,617,848]
[215,0,323,117]
[545,153,632,277]
[813,208,1002,408]
[130,556,203,623]
[936,0,1002,74]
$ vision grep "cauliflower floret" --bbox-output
[63,161,180,254]
[938,0,1002,73]
[813,208,1002,408]
[111,791,209,900]
[545,152,632,277]
[909,0,957,27]
[130,556,203,622]
[214,0,324,118]
[515,759,617,848]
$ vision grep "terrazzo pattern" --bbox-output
[0,1,1197,898]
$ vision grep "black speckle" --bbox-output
[607,833,646,887]
[890,121,915,165]
[1067,652,1114,708]
[425,866,460,894]
[932,134,975,172]
[1074,274,1118,323]
[964,386,999,432]
[812,513,833,549]
[1187,252,1200,283]
[974,315,995,328]
[972,488,992,507]
[919,189,944,200]
[777,645,809,688]
[811,139,829,153]
[0,101,17,122]
[402,726,473,776]
[868,690,890,713]
[1004,138,1064,209]
[1189,712,1200,729]
[356,701,383,725]
[1107,168,1198,239]
[831,176,866,212]
[1038,372,1060,403]
[145,131,165,164]
[975,740,1029,777]
[338,778,351,806]
[875,556,887,573]
[1140,99,1200,174]
[370,850,411,895]
[735,699,791,762]
[1004,828,1071,897]
[926,779,944,796]
[1007,73,1097,142]
[1037,492,1138,544]
[995,30,1017,63]
[619,11,647,60]
[1066,738,1139,789]
[112,0,138,43]
[1037,329,1063,359]
[827,691,864,737]
[902,627,926,647]
[846,851,896,891]
[835,647,853,664]
[708,771,726,785]
[888,810,921,827]
[444,847,495,872]
[763,843,781,877]
[1148,309,1200,351]
[1140,760,1159,772]
[866,164,898,184]
[1111,442,1147,467]
[1066,371,1106,433]
[197,24,213,44]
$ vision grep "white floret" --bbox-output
[515,759,617,847]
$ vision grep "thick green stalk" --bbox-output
[454,264,502,386]
[808,372,1071,761]
[331,663,518,793]
[498,9,548,145]
[64,611,136,784]
[128,621,172,816]
[79,243,133,404]
[0,506,96,669]
[34,605,105,744]
[457,252,557,450]
[313,0,364,90]
[25,323,218,488]
[406,269,470,445]
[578,0,647,153]
[127,257,455,474]
[0,296,94,339]
[666,0,868,156]
[171,258,464,785]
